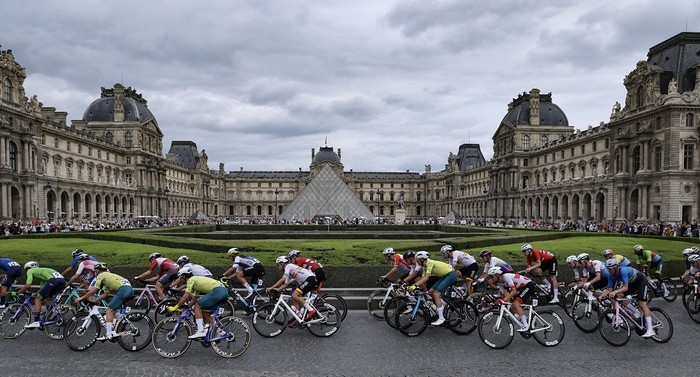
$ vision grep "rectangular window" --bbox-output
[88,147,92,157]
[66,141,71,151]
[571,147,574,156]
[560,150,564,159]
[605,138,610,148]
[552,153,556,162]
[654,147,661,171]
[592,141,597,152]
[126,156,131,164]
[683,144,694,169]
[581,145,585,154]
[54,137,59,148]
[523,158,528,167]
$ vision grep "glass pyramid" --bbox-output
[279,164,375,222]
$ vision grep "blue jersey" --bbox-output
[70,255,98,268]
[606,266,640,289]
[0,258,21,271]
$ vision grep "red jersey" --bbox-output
[526,250,555,266]
[148,257,178,276]
[390,254,411,272]
[294,257,323,272]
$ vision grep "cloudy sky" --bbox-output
[2,1,699,173]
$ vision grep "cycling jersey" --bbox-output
[233,255,261,272]
[93,271,132,292]
[498,273,532,294]
[571,266,585,280]
[526,250,555,266]
[294,257,323,272]
[69,254,98,268]
[483,257,513,273]
[451,251,477,267]
[422,259,454,277]
[283,263,316,285]
[25,267,63,285]
[0,258,21,287]
[0,258,21,271]
[690,265,700,276]
[74,260,99,276]
[181,263,213,277]
[148,257,178,276]
[613,255,631,267]
[185,276,224,294]
[606,266,641,289]
[389,254,411,272]
[635,249,661,265]
[583,260,611,279]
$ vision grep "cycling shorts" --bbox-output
[456,264,479,281]
[627,275,649,302]
[158,269,179,286]
[541,258,558,276]
[296,276,318,296]
[313,268,326,283]
[432,271,458,295]
[514,281,537,304]
[37,278,66,300]
[242,263,266,281]
[591,277,608,291]
[1,266,22,287]
[650,259,664,274]
[198,286,229,311]
[109,285,135,311]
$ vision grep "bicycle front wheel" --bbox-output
[598,309,631,347]
[562,289,577,317]
[306,303,341,337]
[44,304,76,340]
[649,307,673,343]
[117,312,154,351]
[319,294,347,322]
[252,302,288,338]
[445,299,478,335]
[152,317,192,358]
[383,296,406,329]
[531,310,565,347]
[660,278,677,302]
[367,289,388,320]
[63,313,100,351]
[131,294,152,315]
[477,310,514,349]
[572,300,600,333]
[395,302,429,337]
[0,304,30,339]
[686,293,700,323]
[211,316,251,358]
[154,299,178,323]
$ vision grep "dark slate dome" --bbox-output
[312,146,341,164]
[501,91,568,127]
[82,84,156,124]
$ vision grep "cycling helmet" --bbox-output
[177,266,193,276]
[440,245,453,255]
[602,249,614,258]
[521,244,533,253]
[487,266,503,275]
[176,255,190,265]
[382,247,395,255]
[288,250,302,258]
[566,255,578,264]
[479,249,492,258]
[94,262,108,271]
[149,252,161,260]
[276,256,288,264]
[24,261,38,270]
[604,258,620,269]
[688,254,700,263]
[403,250,416,260]
[682,248,695,256]
[577,253,590,262]
[691,246,700,253]
[632,244,643,253]
[415,251,430,260]
[72,248,84,257]
[77,253,90,261]
[227,248,240,255]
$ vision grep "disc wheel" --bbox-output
[117,312,154,351]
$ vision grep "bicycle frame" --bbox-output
[11,294,64,327]
[268,293,324,326]
[494,302,552,335]
[167,306,232,343]
[61,286,108,312]
[608,298,660,332]
[134,283,160,306]
[75,304,136,337]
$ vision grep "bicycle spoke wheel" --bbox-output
[660,279,677,302]
[306,303,341,337]
[686,293,700,323]
[151,317,192,358]
[213,300,236,319]
[63,313,100,351]
[562,290,577,317]
[117,312,154,351]
[44,305,76,340]
[531,310,565,347]
[445,299,478,335]
[649,307,673,343]
[572,301,600,333]
[0,304,30,339]
[383,296,406,329]
[477,310,514,349]
[131,294,152,315]
[252,302,287,338]
[154,299,178,323]
[211,316,251,358]
[395,302,429,337]
[367,289,389,320]
[598,309,631,347]
[319,294,347,322]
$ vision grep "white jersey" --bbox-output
[182,263,213,277]
[484,256,510,271]
[582,260,605,278]
[498,273,532,294]
[75,260,98,276]
[233,255,260,272]
[690,265,700,275]
[571,266,585,280]
[283,263,316,285]
[451,251,477,267]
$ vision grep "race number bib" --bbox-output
[51,271,63,279]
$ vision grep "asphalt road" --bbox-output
[1,300,698,377]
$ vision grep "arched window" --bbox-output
[124,131,133,147]
[105,131,113,144]
[3,78,11,101]
[9,142,17,172]
[522,135,530,151]
[636,86,645,108]
[540,135,548,144]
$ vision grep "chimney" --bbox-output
[529,88,540,126]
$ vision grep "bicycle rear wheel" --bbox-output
[306,303,341,337]
[686,293,700,323]
[211,316,252,358]
[319,294,347,322]
[531,310,565,347]
[151,317,192,358]
[383,296,406,329]
[131,294,152,315]
[445,299,478,335]
[154,299,178,323]
[477,310,514,349]
[367,289,388,320]
[660,278,677,302]
[117,312,154,351]
[562,289,577,317]
[63,313,100,351]
[0,304,30,339]
[598,309,631,347]
[44,304,76,340]
[649,307,673,343]
[252,302,288,338]
[572,300,600,333]
[395,302,429,337]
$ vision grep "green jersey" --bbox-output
[185,276,223,295]
[422,259,454,277]
[93,271,131,292]
[25,267,63,285]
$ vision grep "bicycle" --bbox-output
[311,287,347,322]
[0,292,76,340]
[467,280,500,314]
[381,284,414,329]
[367,279,404,320]
[252,290,341,338]
[151,305,251,358]
[570,287,607,333]
[643,272,677,302]
[477,300,565,349]
[682,280,700,323]
[62,301,154,351]
[131,278,163,315]
[394,286,478,337]
[220,277,268,315]
[59,285,109,313]
[153,286,235,324]
[598,297,673,346]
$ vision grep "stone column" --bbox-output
[0,136,5,166]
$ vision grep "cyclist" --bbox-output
[0,256,22,309]
[681,247,698,282]
[61,248,98,277]
[602,249,631,267]
[287,250,326,290]
[413,251,457,326]
[134,252,178,302]
[74,263,134,340]
[565,255,584,288]
[167,267,229,339]
[576,253,610,293]
[520,244,559,304]
[396,251,421,286]
[476,249,513,286]
[16,262,67,329]
[601,258,655,338]
[686,254,700,296]
[487,267,536,332]
[266,256,317,321]
[380,247,411,283]
[175,256,214,278]
[441,245,479,296]
[222,248,265,299]
[632,244,665,293]
[65,253,99,288]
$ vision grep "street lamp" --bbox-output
[274,189,279,224]
[164,187,170,220]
